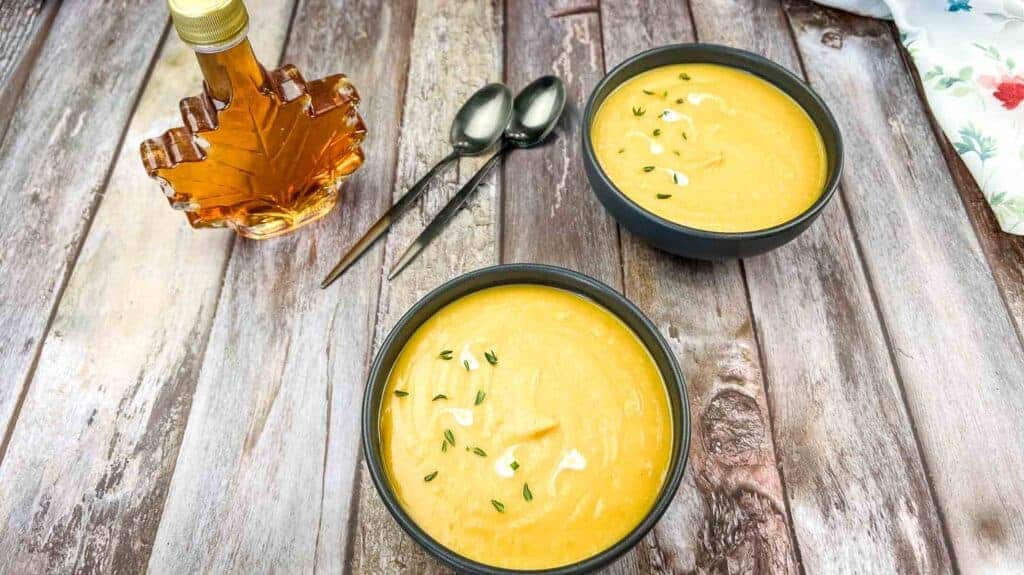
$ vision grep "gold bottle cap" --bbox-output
[167,0,249,48]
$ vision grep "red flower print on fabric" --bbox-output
[994,79,1024,110]
[980,74,1024,110]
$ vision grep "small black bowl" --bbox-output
[582,43,844,260]
[362,264,691,574]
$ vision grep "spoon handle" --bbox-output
[388,147,507,280]
[321,150,460,288]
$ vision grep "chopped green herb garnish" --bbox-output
[642,166,655,173]
[394,390,409,397]
[673,150,681,156]
[679,72,691,80]
[662,90,668,98]
[682,131,688,140]
[642,89,654,95]
[441,440,448,453]
[424,471,438,482]
[432,394,447,401]
[485,350,498,365]
[491,499,505,513]
[510,461,520,471]
[672,173,679,185]
[617,148,625,154]
[444,429,455,446]
[438,349,453,360]
[632,105,645,117]
[475,390,486,405]
[472,447,487,457]
[463,359,471,371]
[523,483,533,501]
[652,128,661,137]
[676,98,685,104]
[657,193,673,199]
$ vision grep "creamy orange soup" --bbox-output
[380,285,672,569]
[591,63,827,232]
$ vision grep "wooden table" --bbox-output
[1,0,1022,572]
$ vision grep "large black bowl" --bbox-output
[362,264,690,574]
[582,43,844,260]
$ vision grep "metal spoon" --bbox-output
[320,83,513,289]
[388,76,566,280]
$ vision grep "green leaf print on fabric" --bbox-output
[954,124,998,162]
[924,65,975,96]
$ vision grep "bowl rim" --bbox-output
[581,42,845,240]
[361,263,691,574]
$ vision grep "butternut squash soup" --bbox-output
[591,63,827,232]
[379,284,672,570]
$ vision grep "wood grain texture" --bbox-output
[346,0,502,571]
[146,1,414,572]
[501,0,619,283]
[783,2,1024,570]
[687,1,952,572]
[0,0,166,462]
[0,0,55,144]
[598,2,799,573]
[897,40,1024,347]
[0,3,294,573]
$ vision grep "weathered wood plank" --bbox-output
[783,1,1024,570]
[686,1,953,572]
[598,2,799,573]
[346,0,502,571]
[897,41,1024,346]
[0,3,295,572]
[0,0,56,144]
[0,0,166,461]
[146,1,415,572]
[501,0,619,283]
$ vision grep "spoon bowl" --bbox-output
[387,76,567,279]
[451,83,514,154]
[507,75,566,147]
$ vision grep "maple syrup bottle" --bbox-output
[141,0,366,239]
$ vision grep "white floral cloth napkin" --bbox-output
[817,0,1024,234]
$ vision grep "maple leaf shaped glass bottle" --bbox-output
[140,0,366,239]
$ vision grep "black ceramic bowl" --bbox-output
[582,43,844,260]
[362,264,690,574]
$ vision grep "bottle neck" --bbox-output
[194,36,264,105]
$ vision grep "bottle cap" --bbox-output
[167,0,249,48]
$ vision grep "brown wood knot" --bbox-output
[697,487,797,574]
[975,511,1007,544]
[702,389,765,466]
[821,28,844,49]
